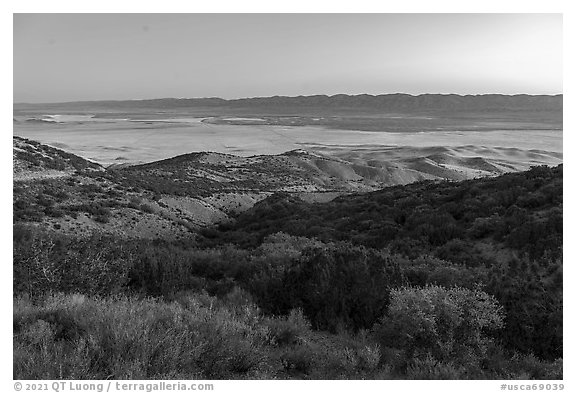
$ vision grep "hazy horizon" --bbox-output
[13,91,564,106]
[14,13,562,104]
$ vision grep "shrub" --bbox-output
[126,244,253,297]
[469,215,501,239]
[480,343,563,379]
[45,207,65,218]
[139,204,155,214]
[372,285,504,362]
[279,345,316,375]
[265,309,311,346]
[356,343,381,372]
[13,231,134,297]
[401,255,482,288]
[13,293,275,379]
[405,354,467,379]
[251,243,405,332]
[93,214,110,223]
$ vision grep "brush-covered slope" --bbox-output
[13,138,411,239]
[205,164,562,258]
[13,136,103,180]
[200,165,563,361]
[13,140,563,376]
[14,137,211,239]
[13,136,562,243]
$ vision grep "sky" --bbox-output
[13,13,563,103]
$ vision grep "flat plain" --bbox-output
[13,109,562,171]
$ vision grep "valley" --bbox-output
[12,94,564,380]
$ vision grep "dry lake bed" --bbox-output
[13,114,562,169]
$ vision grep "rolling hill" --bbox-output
[12,136,563,379]
[14,136,557,240]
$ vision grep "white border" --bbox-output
[4,2,572,390]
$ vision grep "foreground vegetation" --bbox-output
[13,166,562,379]
[14,288,561,380]
[203,165,564,361]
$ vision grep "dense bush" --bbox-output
[485,256,563,360]
[373,285,504,362]
[127,243,253,297]
[203,165,563,360]
[12,165,563,379]
[13,291,400,380]
[13,290,561,380]
[209,165,562,261]
[13,228,133,297]
[250,244,406,332]
[13,293,274,379]
[264,309,311,346]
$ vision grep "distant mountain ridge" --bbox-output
[14,93,563,113]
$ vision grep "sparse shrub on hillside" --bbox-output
[44,157,67,170]
[13,230,133,297]
[67,203,112,222]
[45,206,65,218]
[79,183,104,195]
[106,188,123,198]
[35,194,54,208]
[108,166,224,198]
[14,150,41,166]
[93,214,110,223]
[13,199,45,222]
[139,203,154,214]
[39,182,65,198]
